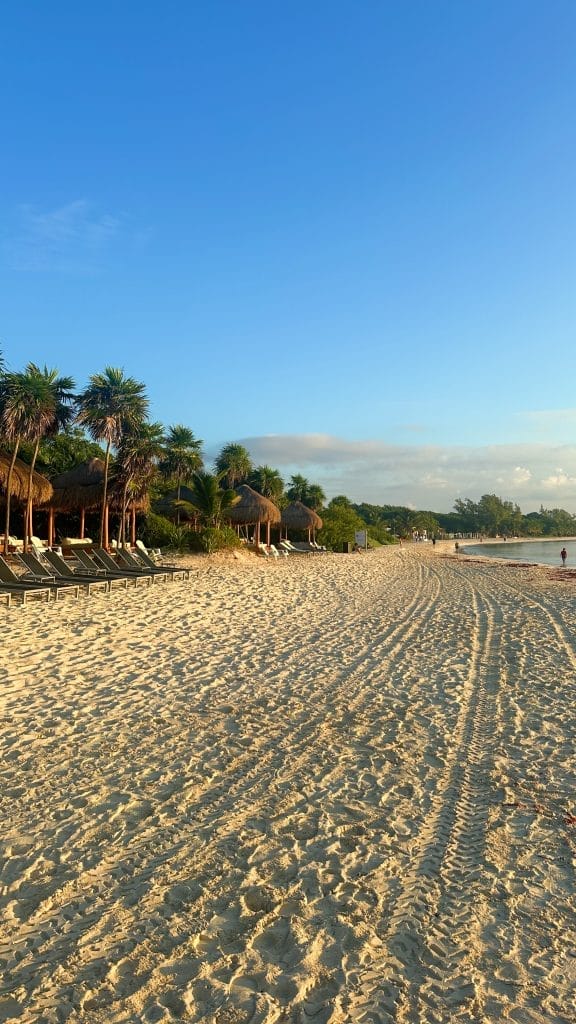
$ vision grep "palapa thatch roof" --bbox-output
[47,458,106,510]
[154,486,197,520]
[47,458,147,512]
[227,484,281,525]
[281,500,323,531]
[0,454,53,504]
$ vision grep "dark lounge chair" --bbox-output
[74,549,141,587]
[41,549,112,594]
[13,552,81,600]
[92,548,154,586]
[0,555,53,603]
[135,540,191,579]
[114,548,170,583]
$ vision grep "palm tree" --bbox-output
[116,421,165,546]
[0,368,36,554]
[215,443,252,489]
[287,474,310,503]
[160,425,203,525]
[179,471,239,528]
[0,364,75,554]
[250,465,284,503]
[75,367,149,547]
[22,365,76,551]
[306,483,326,511]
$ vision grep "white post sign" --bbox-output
[355,529,368,549]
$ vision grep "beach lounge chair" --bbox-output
[258,544,287,560]
[0,535,24,552]
[290,541,321,554]
[41,549,112,594]
[91,548,154,587]
[0,555,53,603]
[14,552,81,600]
[269,544,289,558]
[29,535,49,549]
[114,548,170,583]
[278,540,310,556]
[15,551,58,583]
[135,539,163,561]
[0,589,12,607]
[135,540,190,578]
[74,549,136,587]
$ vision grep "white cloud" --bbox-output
[542,468,576,488]
[3,200,121,273]
[221,433,576,512]
[511,466,532,484]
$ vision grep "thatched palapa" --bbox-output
[155,486,197,521]
[0,455,53,504]
[281,500,323,536]
[228,484,281,546]
[45,458,147,547]
[48,458,147,512]
[48,458,107,511]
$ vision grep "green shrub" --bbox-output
[187,526,242,554]
[141,512,189,551]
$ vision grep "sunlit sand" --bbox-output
[1,544,575,1023]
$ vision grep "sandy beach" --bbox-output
[1,543,575,1024]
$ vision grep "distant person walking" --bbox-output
[561,547,568,567]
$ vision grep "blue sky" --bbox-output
[2,1,576,511]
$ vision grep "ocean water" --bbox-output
[461,538,576,567]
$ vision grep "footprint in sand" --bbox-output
[241,885,276,914]
[251,917,300,964]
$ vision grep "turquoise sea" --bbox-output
[461,537,576,567]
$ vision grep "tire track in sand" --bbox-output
[348,568,503,1023]
[0,556,446,1020]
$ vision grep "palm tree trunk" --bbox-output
[100,440,111,548]
[3,439,21,555]
[177,476,181,526]
[118,480,130,546]
[24,437,41,553]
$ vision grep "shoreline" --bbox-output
[1,545,575,1023]
[455,535,576,571]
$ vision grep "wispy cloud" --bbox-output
[515,408,576,444]
[2,200,121,273]
[522,409,576,424]
[215,433,576,512]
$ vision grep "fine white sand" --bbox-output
[1,544,575,1024]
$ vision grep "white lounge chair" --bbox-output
[269,544,288,558]
[136,539,162,561]
[29,535,49,549]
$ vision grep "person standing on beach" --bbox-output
[561,547,567,566]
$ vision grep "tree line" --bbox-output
[0,358,335,552]
[2,355,575,553]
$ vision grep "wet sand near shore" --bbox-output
[1,544,575,1023]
